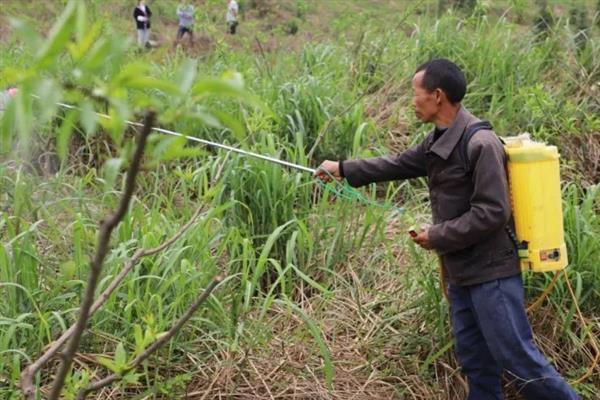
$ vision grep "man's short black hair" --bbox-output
[415,59,467,104]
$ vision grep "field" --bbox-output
[0,0,599,399]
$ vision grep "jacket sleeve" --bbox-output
[341,141,427,187]
[428,132,511,255]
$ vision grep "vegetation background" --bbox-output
[0,0,598,399]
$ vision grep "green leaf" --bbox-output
[122,372,141,385]
[35,0,77,66]
[60,260,77,280]
[34,79,61,124]
[150,135,205,162]
[69,22,102,62]
[102,158,123,189]
[291,264,331,296]
[80,100,97,137]
[124,77,181,96]
[1,93,17,151]
[57,109,78,162]
[75,0,87,42]
[210,109,246,141]
[278,299,333,390]
[14,89,33,141]
[81,37,112,71]
[419,340,454,375]
[191,78,268,113]
[99,102,129,145]
[96,356,118,372]
[191,78,247,98]
[8,18,42,49]
[114,342,127,367]
[177,59,198,93]
[222,71,245,89]
[185,109,222,129]
[250,220,296,298]
[133,325,144,354]
[112,62,151,85]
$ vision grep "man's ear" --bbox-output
[435,88,444,105]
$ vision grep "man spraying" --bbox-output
[314,59,579,400]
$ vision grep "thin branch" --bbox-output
[76,273,226,400]
[19,208,206,398]
[20,152,231,399]
[46,111,156,400]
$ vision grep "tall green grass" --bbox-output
[1,1,599,398]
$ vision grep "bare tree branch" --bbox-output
[76,273,226,400]
[20,153,231,399]
[45,111,156,400]
[19,207,206,398]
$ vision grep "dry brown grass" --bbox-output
[560,131,600,187]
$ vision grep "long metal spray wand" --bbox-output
[54,100,317,174]
[44,100,403,212]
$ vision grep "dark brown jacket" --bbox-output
[342,106,520,286]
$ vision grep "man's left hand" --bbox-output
[412,227,433,250]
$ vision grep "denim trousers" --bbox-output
[448,274,580,400]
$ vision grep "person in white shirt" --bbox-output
[226,0,239,34]
[133,0,153,47]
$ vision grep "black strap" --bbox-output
[459,120,493,172]
[458,120,526,256]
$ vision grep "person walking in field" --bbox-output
[175,1,195,46]
[314,59,579,400]
[226,0,239,34]
[133,0,152,47]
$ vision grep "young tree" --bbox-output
[2,1,264,398]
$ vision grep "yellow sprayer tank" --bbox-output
[504,135,568,272]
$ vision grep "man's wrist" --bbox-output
[339,160,345,178]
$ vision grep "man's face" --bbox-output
[412,70,441,123]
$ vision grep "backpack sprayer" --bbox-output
[408,123,569,274]
[459,122,568,273]
[503,134,568,272]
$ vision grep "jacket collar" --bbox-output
[428,105,474,160]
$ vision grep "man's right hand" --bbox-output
[313,160,342,182]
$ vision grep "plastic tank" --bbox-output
[504,135,568,272]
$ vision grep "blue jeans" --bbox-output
[448,274,579,400]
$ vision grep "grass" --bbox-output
[1,0,599,398]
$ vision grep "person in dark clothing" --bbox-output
[314,59,579,400]
[133,0,152,47]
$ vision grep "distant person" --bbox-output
[176,2,195,45]
[133,0,152,47]
[226,0,238,34]
[0,87,18,114]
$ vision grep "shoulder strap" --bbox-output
[459,120,493,172]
